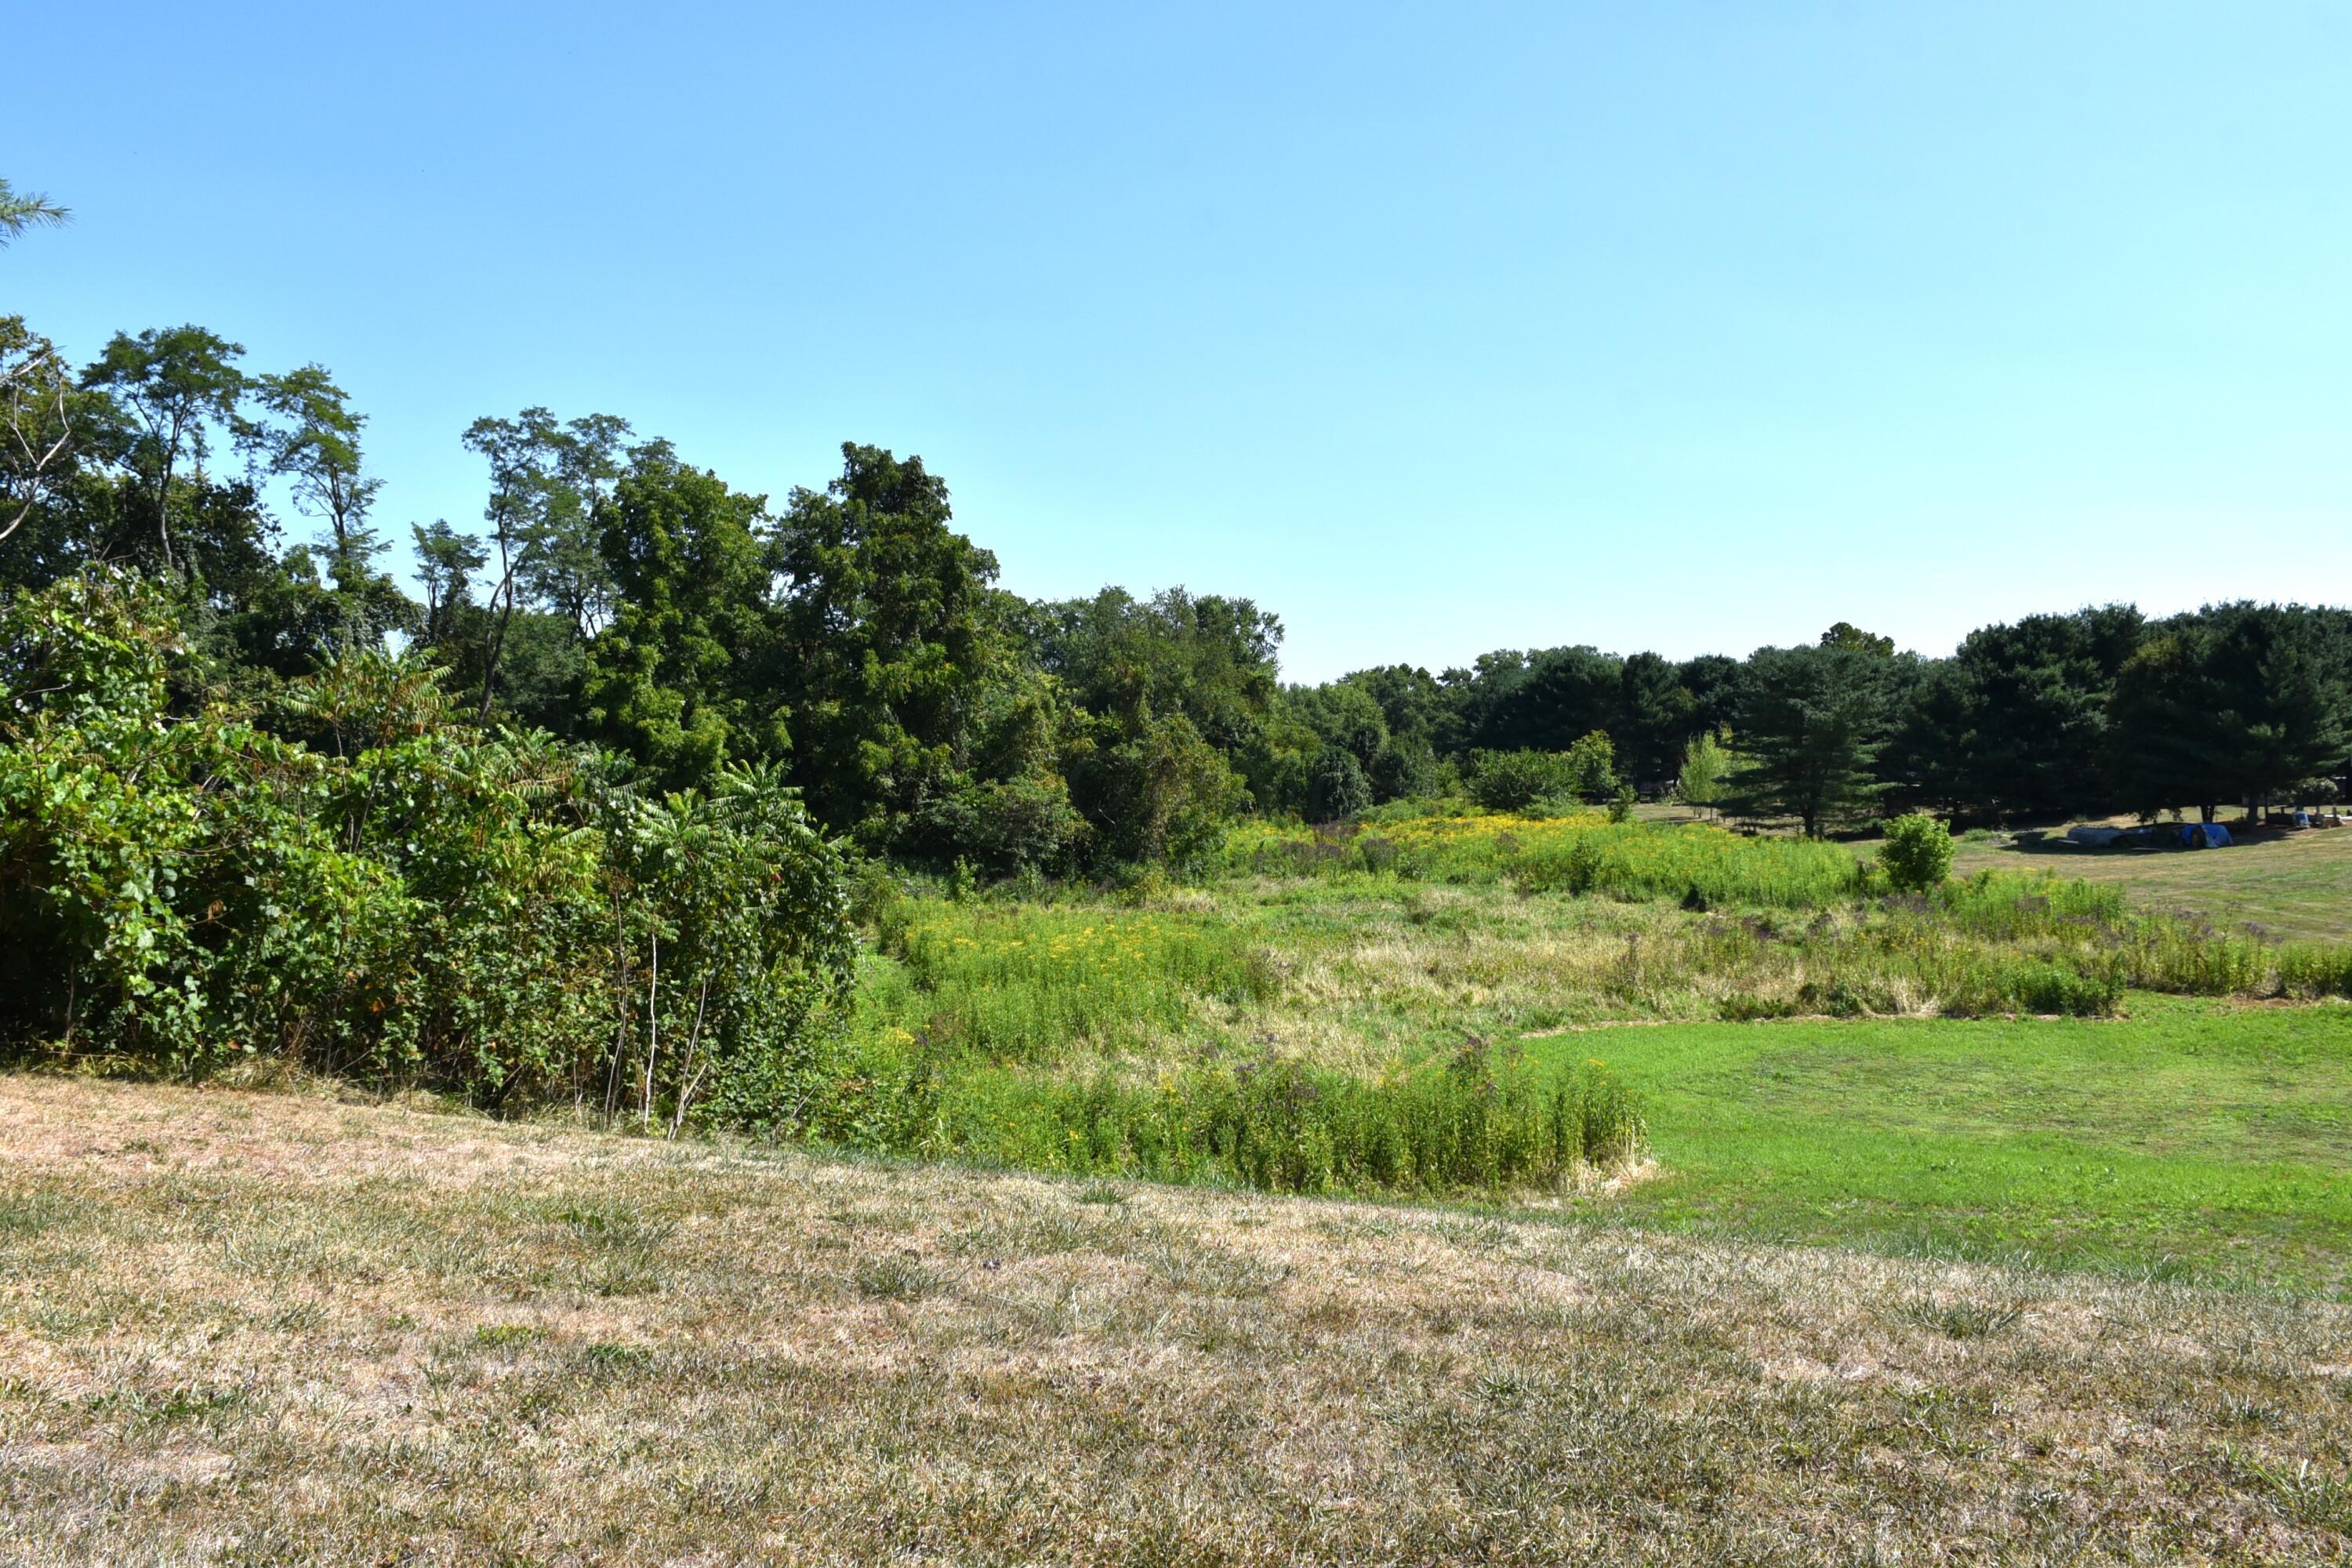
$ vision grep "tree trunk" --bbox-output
[477,568,516,724]
[641,931,659,1133]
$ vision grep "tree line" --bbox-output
[1296,603,2352,835]
[5,307,2351,866]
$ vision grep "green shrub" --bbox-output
[1466,736,1617,814]
[0,572,855,1126]
[2001,961,2122,1017]
[1306,745,1373,822]
[1467,750,1571,812]
[1878,813,1955,893]
[2279,943,2352,998]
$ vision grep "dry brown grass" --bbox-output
[3,1074,2349,1565]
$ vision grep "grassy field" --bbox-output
[859,821,2348,1080]
[3,1076,2350,1565]
[8,815,2352,1560]
[1949,826,2352,944]
[811,815,2350,1204]
[1519,998,2352,1294]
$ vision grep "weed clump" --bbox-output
[853,1257,943,1302]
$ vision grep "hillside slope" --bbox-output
[1,1076,2347,1565]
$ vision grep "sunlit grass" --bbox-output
[1519,997,2352,1294]
[879,902,1276,1061]
[827,829,2352,1213]
[1225,808,1872,906]
[8,1076,2349,1561]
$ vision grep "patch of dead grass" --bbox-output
[0,1073,2347,1564]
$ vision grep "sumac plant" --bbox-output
[0,570,853,1127]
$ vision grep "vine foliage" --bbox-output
[0,570,854,1126]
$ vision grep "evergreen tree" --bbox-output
[1725,644,1889,837]
[2108,604,2352,821]
[1923,607,2143,820]
[1616,651,1693,786]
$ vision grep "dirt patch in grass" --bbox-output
[2,1073,2348,1564]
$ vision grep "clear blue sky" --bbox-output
[9,3,2348,681]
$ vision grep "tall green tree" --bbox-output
[580,444,782,786]
[460,408,561,721]
[412,520,487,645]
[2,318,77,549]
[771,444,1007,844]
[2107,604,2352,821]
[1305,744,1372,822]
[1921,606,2143,820]
[521,412,632,641]
[1676,653,1743,741]
[1058,706,1242,866]
[1286,681,1387,768]
[1341,662,1455,756]
[1820,620,1897,657]
[1461,644,1622,753]
[81,326,248,575]
[1029,586,1285,828]
[1034,587,1285,753]
[1725,644,1890,836]
[245,365,410,658]
[246,366,379,558]
[1616,650,1694,786]
[458,408,631,719]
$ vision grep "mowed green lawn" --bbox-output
[1951,826,2352,942]
[1521,997,2352,1294]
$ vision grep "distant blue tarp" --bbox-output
[2073,822,2240,848]
[2112,822,2234,848]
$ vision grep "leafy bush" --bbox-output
[1878,812,1955,892]
[1560,731,1618,801]
[1467,750,1570,812]
[1466,735,1617,813]
[1366,739,1435,803]
[0,572,854,1123]
[2278,943,2352,998]
[1306,744,1372,822]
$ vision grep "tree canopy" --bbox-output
[6,292,2351,887]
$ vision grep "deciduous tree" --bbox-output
[81,326,247,575]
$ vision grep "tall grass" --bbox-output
[818,844,2352,1202]
[890,1042,1646,1196]
[1229,811,1871,908]
[876,901,1278,1061]
[2278,943,2352,998]
[1655,874,2286,1018]
[1508,823,1870,908]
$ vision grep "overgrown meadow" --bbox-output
[800,807,2352,1201]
